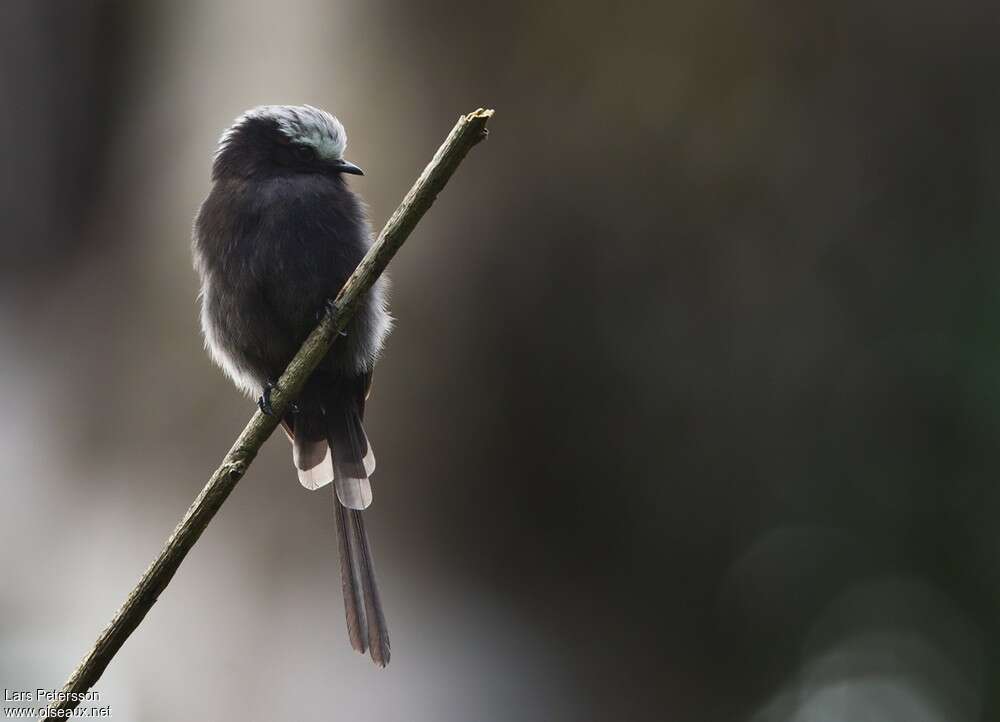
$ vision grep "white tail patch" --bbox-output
[334,426,375,508]
[294,440,334,491]
[361,427,376,477]
[337,476,373,510]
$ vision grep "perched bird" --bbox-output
[192,105,392,665]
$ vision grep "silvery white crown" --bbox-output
[216,104,348,161]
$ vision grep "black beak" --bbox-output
[329,159,364,176]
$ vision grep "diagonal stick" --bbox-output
[40,108,494,722]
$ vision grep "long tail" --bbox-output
[334,500,368,653]
[328,396,390,666]
[343,506,390,665]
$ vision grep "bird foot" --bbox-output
[258,382,276,416]
[323,299,348,336]
[258,381,299,416]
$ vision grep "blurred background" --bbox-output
[2,1,1000,720]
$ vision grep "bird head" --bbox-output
[212,105,364,180]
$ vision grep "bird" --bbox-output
[192,105,392,666]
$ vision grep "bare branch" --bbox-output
[41,108,494,721]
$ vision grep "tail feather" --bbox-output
[328,405,373,510]
[335,500,368,654]
[351,509,391,666]
[293,439,333,490]
[360,425,376,477]
[289,410,334,491]
[326,386,390,665]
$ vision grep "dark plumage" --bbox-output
[192,105,392,666]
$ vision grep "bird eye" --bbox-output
[293,144,316,162]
